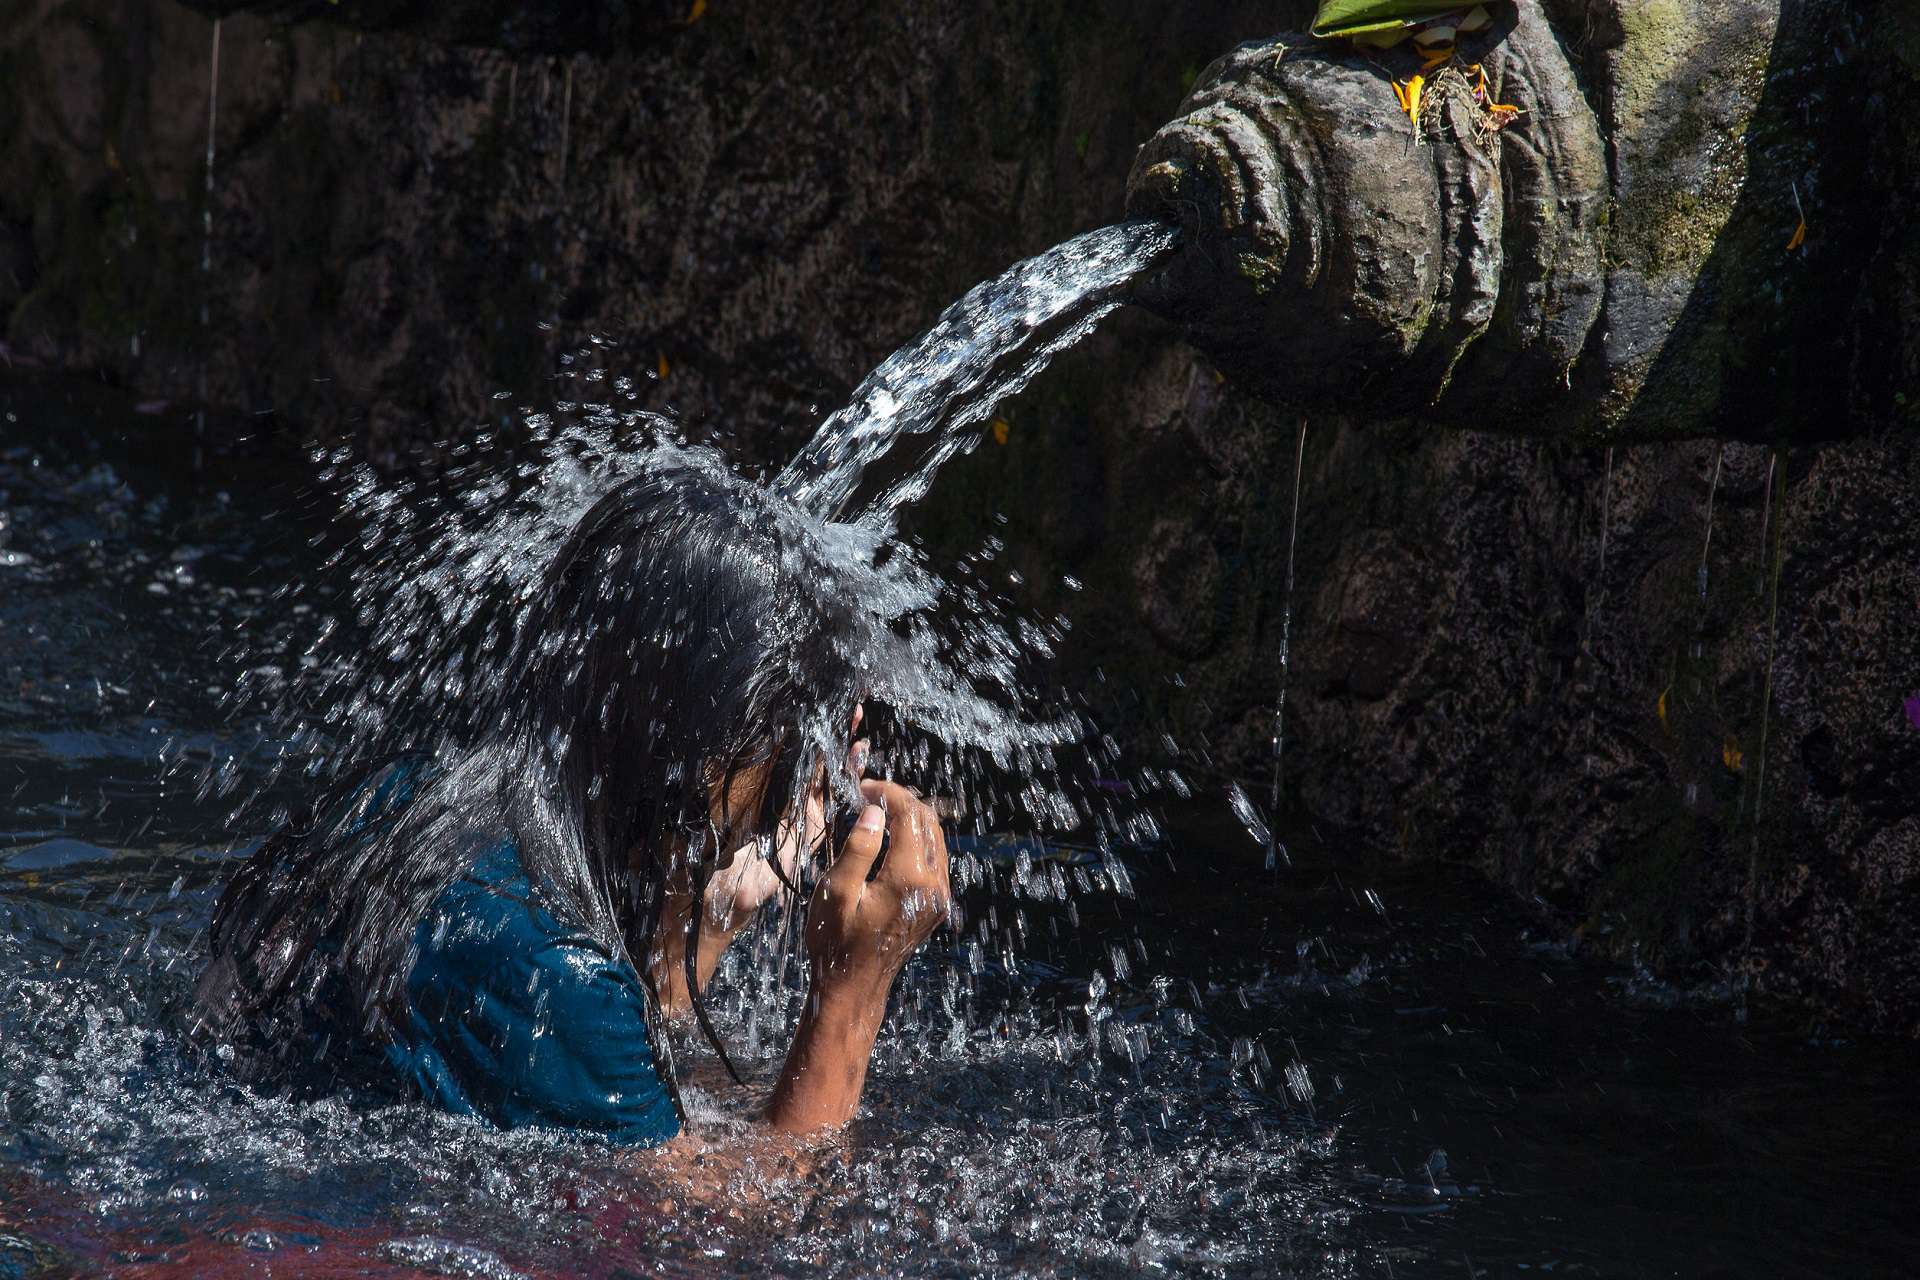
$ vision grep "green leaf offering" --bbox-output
[1309,0,1487,39]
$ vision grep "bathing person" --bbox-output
[195,452,951,1144]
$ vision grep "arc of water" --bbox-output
[774,220,1177,527]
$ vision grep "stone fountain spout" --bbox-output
[1123,2,1863,444]
[1125,6,1606,429]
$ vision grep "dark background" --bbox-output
[4,0,1920,1038]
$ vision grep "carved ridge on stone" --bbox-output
[1125,10,1612,430]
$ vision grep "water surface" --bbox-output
[4,381,1918,1279]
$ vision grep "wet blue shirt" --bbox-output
[327,760,680,1146]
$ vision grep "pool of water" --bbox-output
[4,379,1918,1279]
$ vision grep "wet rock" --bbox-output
[1132,517,1226,660]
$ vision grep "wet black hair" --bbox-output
[197,452,864,1097]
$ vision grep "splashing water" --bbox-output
[775,220,1177,527]
[210,222,1180,860]
[160,231,1202,1172]
[189,228,1189,1048]
[212,404,1108,851]
[9,373,1920,1276]
[1,222,1377,1271]
[1228,781,1274,858]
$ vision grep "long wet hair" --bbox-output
[198,452,863,1092]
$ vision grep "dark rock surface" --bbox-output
[3,0,1918,1034]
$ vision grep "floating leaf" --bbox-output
[1722,734,1744,773]
[1657,685,1671,731]
[1786,218,1808,252]
[656,353,670,379]
[685,0,707,23]
[990,418,1010,446]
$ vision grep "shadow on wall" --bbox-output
[1608,0,1880,445]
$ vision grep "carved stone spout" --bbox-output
[1124,2,1861,443]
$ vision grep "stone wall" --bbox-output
[4,0,1918,1033]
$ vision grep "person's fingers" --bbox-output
[830,802,887,884]
[925,814,949,885]
[858,778,921,811]
[856,779,948,887]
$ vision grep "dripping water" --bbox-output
[1265,417,1307,871]
[1697,443,1724,604]
[1740,449,1786,1021]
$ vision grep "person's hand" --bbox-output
[699,728,866,931]
[703,811,811,928]
[650,808,817,1016]
[804,779,951,999]
[764,778,950,1132]
[651,713,865,1016]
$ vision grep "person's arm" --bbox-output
[652,734,863,1015]
[648,814,813,1016]
[648,860,748,1017]
[765,780,950,1133]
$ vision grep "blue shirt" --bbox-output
[323,759,681,1146]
